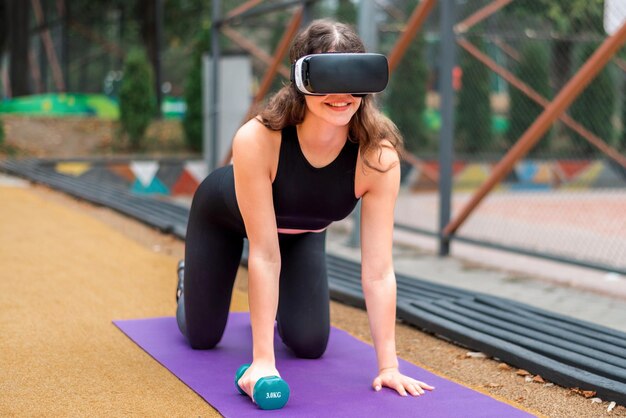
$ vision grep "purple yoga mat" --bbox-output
[114,313,535,418]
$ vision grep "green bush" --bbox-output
[336,0,357,23]
[456,38,492,155]
[507,42,551,154]
[386,6,428,155]
[119,48,156,150]
[183,27,211,152]
[570,43,617,156]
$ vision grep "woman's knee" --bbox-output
[186,330,222,350]
[180,298,225,349]
[280,324,329,359]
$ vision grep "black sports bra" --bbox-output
[272,125,360,231]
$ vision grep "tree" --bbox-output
[507,42,551,154]
[5,0,31,96]
[456,38,492,155]
[163,0,210,45]
[506,0,605,95]
[385,0,428,155]
[336,0,357,24]
[182,26,211,152]
[119,48,156,150]
[569,43,617,156]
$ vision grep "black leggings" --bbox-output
[177,165,330,359]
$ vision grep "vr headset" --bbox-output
[291,53,389,96]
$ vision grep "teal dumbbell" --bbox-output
[234,364,290,410]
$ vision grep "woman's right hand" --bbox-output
[237,361,281,401]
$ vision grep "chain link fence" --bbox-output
[1,0,624,273]
[389,0,626,273]
[214,0,626,274]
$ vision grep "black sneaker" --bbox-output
[176,260,185,302]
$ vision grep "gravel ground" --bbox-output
[16,182,625,418]
[2,115,624,416]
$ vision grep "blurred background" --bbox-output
[0,0,624,282]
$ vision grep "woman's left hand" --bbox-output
[372,367,435,396]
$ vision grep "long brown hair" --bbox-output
[259,19,403,172]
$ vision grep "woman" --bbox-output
[176,19,434,401]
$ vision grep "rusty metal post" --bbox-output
[219,7,303,166]
[221,26,291,78]
[226,0,264,19]
[458,38,626,170]
[384,0,437,188]
[444,22,626,237]
[387,0,437,73]
[253,7,303,106]
[31,0,66,91]
[454,0,512,34]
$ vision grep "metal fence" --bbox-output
[386,0,626,274]
[2,0,625,274]
[1,0,216,103]
[196,0,626,274]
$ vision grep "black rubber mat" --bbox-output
[3,158,625,405]
[1,159,189,238]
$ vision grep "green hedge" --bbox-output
[456,38,492,154]
[119,48,157,150]
[570,43,617,155]
[507,42,551,153]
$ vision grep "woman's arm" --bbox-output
[359,145,434,396]
[360,146,401,372]
[232,120,282,392]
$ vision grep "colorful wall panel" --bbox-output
[44,158,626,197]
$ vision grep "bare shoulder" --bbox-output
[360,139,401,174]
[232,118,279,156]
[356,139,401,197]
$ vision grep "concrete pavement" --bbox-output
[327,218,626,333]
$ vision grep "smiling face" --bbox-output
[288,20,367,128]
[303,94,362,127]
